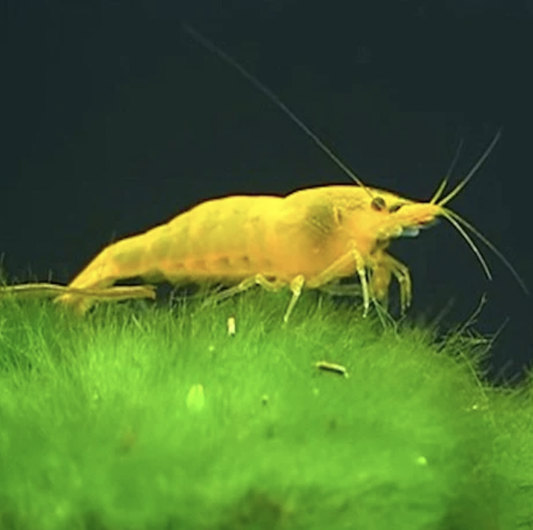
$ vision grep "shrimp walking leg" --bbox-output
[370,253,412,313]
[206,273,307,323]
[207,274,286,304]
[282,274,305,323]
[307,245,370,316]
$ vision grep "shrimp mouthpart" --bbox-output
[399,220,439,238]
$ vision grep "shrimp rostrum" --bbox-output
[55,142,526,322]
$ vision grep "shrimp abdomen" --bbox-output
[60,195,285,297]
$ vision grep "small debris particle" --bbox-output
[227,316,236,336]
[314,361,348,378]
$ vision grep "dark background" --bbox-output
[2,0,532,381]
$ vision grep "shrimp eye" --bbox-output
[389,203,403,213]
[371,197,387,211]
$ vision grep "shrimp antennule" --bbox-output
[428,129,527,293]
[434,129,502,207]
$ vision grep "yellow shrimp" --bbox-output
[54,167,526,320]
[54,27,527,321]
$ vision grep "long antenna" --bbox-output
[430,136,464,204]
[182,23,370,191]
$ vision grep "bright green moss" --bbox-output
[0,291,530,529]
